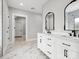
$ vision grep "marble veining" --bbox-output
[0,40,49,59]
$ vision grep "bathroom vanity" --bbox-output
[37,0,79,59]
[37,33,79,59]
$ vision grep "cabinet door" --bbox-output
[57,45,67,59]
[37,35,46,51]
[68,50,79,59]
[41,37,47,53]
[57,45,79,59]
[37,35,42,49]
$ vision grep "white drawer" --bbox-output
[56,39,79,53]
[44,46,56,59]
[61,40,79,53]
[55,38,66,46]
[45,50,52,58]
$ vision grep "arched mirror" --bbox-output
[64,0,78,36]
[45,12,55,34]
[64,0,77,31]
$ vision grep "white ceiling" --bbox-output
[7,0,49,14]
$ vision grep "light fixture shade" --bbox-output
[20,3,23,6]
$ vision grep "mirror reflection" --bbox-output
[45,12,54,33]
[65,0,79,31]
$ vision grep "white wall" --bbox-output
[0,0,2,47]
[9,7,43,40]
[0,0,2,56]
[43,0,72,34]
[3,0,12,55]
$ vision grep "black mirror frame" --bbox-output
[45,12,55,33]
[64,0,77,31]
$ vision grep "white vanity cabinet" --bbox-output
[68,49,79,59]
[56,39,70,59]
[37,33,56,59]
[56,45,66,59]
[65,41,79,59]
[56,37,79,59]
[37,33,79,59]
[56,45,79,59]
[37,33,46,52]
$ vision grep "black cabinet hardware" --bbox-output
[40,39,42,43]
[47,51,52,54]
[48,38,51,40]
[47,44,52,47]
[64,49,68,58]
[62,43,71,47]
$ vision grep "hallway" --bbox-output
[0,39,49,59]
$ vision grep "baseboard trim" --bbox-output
[15,36,22,38]
[26,38,37,42]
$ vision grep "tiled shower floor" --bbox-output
[0,39,49,59]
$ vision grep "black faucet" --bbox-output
[72,30,76,37]
[47,30,51,34]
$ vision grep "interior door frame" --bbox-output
[12,13,27,43]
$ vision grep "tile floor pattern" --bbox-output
[0,40,50,59]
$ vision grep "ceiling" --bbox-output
[7,0,49,14]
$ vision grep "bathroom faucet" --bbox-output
[72,30,76,37]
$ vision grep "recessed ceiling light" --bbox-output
[20,3,23,6]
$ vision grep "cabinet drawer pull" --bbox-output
[6,31,8,33]
[8,38,10,39]
[62,43,71,47]
[47,51,52,54]
[47,44,52,47]
[8,27,9,29]
[64,49,68,58]
[48,38,51,40]
[40,39,42,43]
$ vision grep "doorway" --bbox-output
[12,14,27,47]
[15,16,26,45]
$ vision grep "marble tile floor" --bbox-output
[0,39,50,59]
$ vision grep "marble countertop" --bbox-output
[38,33,79,44]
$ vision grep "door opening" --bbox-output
[15,16,26,46]
[12,14,27,47]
